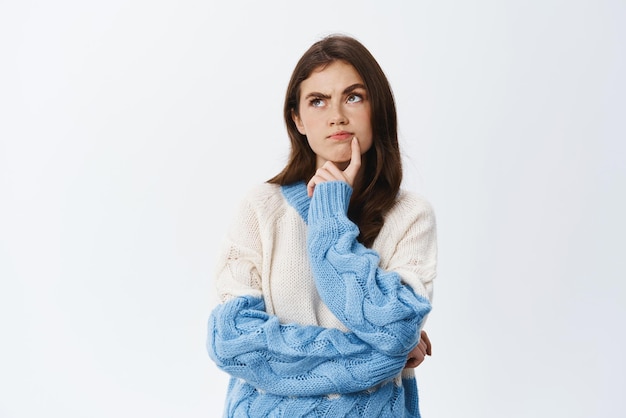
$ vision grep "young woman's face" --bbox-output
[292,61,373,170]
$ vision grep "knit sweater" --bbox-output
[207,181,437,417]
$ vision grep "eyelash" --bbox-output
[347,93,363,103]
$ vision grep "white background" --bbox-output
[1,0,625,417]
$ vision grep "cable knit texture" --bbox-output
[306,181,431,356]
[207,181,437,417]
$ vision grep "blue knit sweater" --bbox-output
[207,181,432,417]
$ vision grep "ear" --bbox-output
[291,109,306,135]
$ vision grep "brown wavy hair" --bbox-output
[268,34,402,247]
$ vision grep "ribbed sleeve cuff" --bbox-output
[308,181,352,223]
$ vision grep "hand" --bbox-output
[307,137,362,197]
[404,330,432,369]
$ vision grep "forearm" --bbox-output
[307,181,432,356]
[207,295,407,396]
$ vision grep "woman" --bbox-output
[207,34,437,417]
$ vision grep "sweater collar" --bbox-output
[280,182,310,224]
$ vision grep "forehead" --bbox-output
[300,61,365,93]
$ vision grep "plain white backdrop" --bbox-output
[1,0,625,417]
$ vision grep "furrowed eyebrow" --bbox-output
[343,83,367,94]
[303,84,367,101]
[304,92,331,100]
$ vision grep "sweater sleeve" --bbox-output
[207,295,407,397]
[307,181,432,357]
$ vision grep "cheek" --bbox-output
[356,114,373,146]
[354,108,372,129]
[299,112,323,134]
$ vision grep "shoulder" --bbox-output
[242,182,283,203]
[388,189,436,225]
[235,182,290,219]
[375,189,436,245]
[221,183,290,249]
[376,189,437,245]
[231,182,282,205]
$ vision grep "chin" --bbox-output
[333,153,352,164]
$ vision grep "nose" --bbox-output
[329,104,348,126]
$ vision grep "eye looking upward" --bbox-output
[304,83,368,109]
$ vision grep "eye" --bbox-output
[346,94,363,104]
[309,98,325,107]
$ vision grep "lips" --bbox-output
[328,131,353,140]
